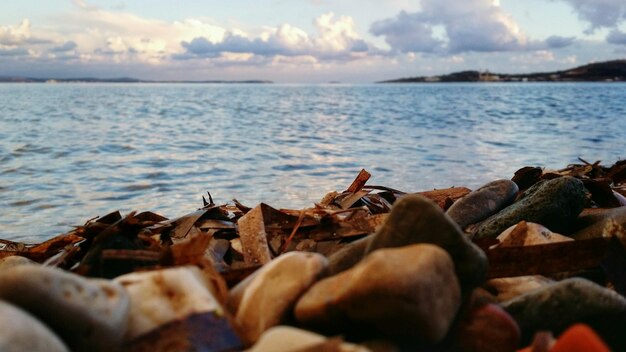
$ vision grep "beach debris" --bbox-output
[0,159,625,351]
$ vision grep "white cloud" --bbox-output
[370,0,574,54]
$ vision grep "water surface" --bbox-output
[1,83,624,241]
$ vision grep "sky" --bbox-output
[1,0,626,83]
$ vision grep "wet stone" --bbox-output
[0,300,69,352]
[502,278,626,350]
[227,252,328,344]
[295,244,461,344]
[366,194,487,291]
[475,176,587,239]
[0,265,129,352]
[446,179,519,229]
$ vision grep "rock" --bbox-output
[0,300,69,352]
[248,326,371,352]
[446,179,519,229]
[573,206,626,240]
[0,265,129,352]
[486,275,555,302]
[494,221,574,248]
[326,235,372,275]
[115,266,221,338]
[366,194,487,290]
[0,255,36,271]
[295,244,461,344]
[475,176,587,239]
[227,252,328,344]
[502,278,626,350]
[454,303,520,352]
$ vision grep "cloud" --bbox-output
[370,0,576,55]
[50,41,78,52]
[545,35,576,49]
[0,47,29,57]
[607,30,626,45]
[178,13,374,62]
[557,0,626,32]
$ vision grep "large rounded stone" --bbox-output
[367,194,487,290]
[502,278,626,350]
[0,265,129,352]
[0,255,36,271]
[447,179,519,229]
[227,252,328,344]
[573,206,626,240]
[0,300,69,352]
[248,326,370,352]
[475,177,587,239]
[326,235,372,276]
[295,244,461,344]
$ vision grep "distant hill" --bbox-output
[380,59,626,83]
[0,76,272,84]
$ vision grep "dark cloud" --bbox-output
[370,11,443,53]
[0,47,29,56]
[50,41,78,52]
[545,35,576,49]
[557,0,626,32]
[607,30,626,45]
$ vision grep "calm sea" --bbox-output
[1,83,625,242]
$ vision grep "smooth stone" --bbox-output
[475,176,587,239]
[227,252,328,344]
[446,179,519,229]
[326,235,372,276]
[247,326,371,352]
[494,221,574,248]
[502,278,626,350]
[573,206,626,240]
[0,265,129,352]
[0,300,69,352]
[0,255,36,271]
[454,303,520,352]
[114,266,224,340]
[295,244,461,344]
[366,194,487,290]
[486,275,555,302]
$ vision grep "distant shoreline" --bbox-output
[380,59,626,83]
[0,77,273,84]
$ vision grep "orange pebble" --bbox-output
[550,324,610,352]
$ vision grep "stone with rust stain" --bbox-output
[494,221,574,248]
[0,265,129,352]
[227,252,328,344]
[114,266,225,340]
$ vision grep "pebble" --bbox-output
[247,326,371,352]
[474,176,587,239]
[295,244,461,344]
[0,255,36,271]
[114,266,225,340]
[0,300,69,352]
[446,179,519,229]
[0,265,129,352]
[573,205,626,240]
[227,252,328,344]
[494,221,574,248]
[486,275,554,302]
[366,194,487,290]
[502,278,626,350]
[326,235,372,275]
[454,303,520,352]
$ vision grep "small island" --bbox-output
[380,59,626,83]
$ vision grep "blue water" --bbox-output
[1,83,625,242]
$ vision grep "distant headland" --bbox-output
[0,77,272,84]
[380,59,626,83]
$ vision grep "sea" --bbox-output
[1,82,625,242]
